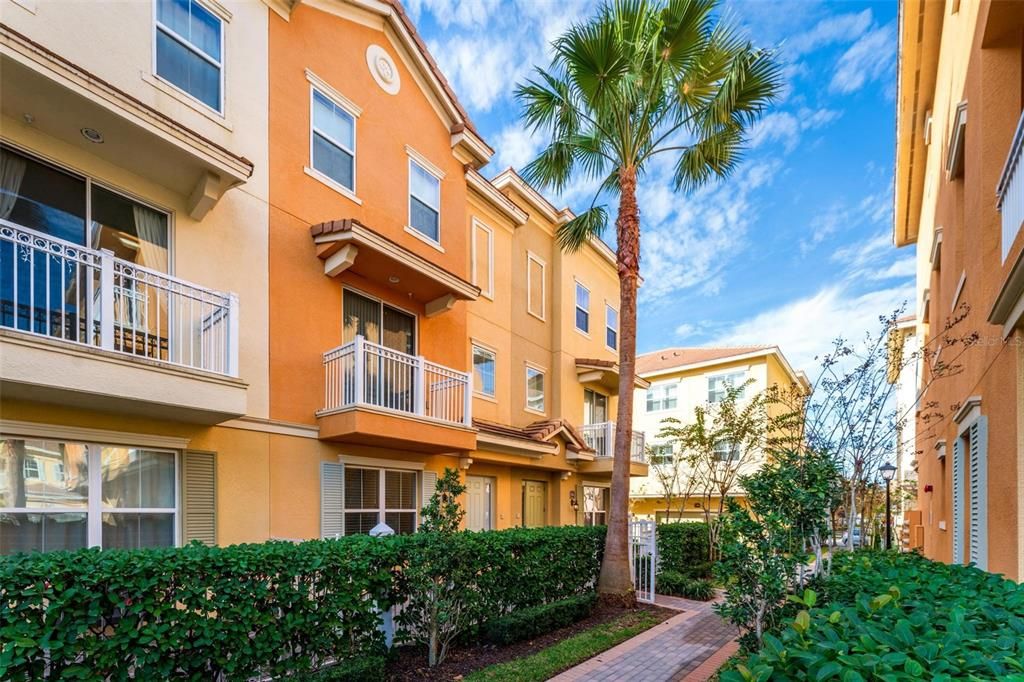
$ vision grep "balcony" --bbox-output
[0,220,246,423]
[317,335,475,452]
[579,422,648,476]
[998,110,1024,262]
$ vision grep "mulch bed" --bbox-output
[386,602,680,681]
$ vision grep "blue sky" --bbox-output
[408,0,911,373]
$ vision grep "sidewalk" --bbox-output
[549,595,738,682]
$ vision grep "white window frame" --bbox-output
[0,437,180,552]
[713,440,741,462]
[581,484,609,526]
[22,456,40,480]
[525,363,546,415]
[649,443,674,465]
[471,219,494,299]
[708,370,747,403]
[472,342,497,399]
[574,280,590,335]
[406,148,444,249]
[343,466,419,535]
[152,0,226,115]
[605,304,618,351]
[646,382,678,412]
[307,75,361,203]
[527,252,546,320]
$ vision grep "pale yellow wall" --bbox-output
[1,0,271,419]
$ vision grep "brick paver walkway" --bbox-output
[549,595,739,682]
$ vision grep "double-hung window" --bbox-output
[473,344,496,398]
[526,366,546,413]
[155,0,223,112]
[311,88,357,193]
[1,438,177,554]
[343,467,417,536]
[582,486,608,526]
[575,282,590,333]
[649,444,674,465]
[708,371,746,403]
[408,159,441,243]
[606,305,618,350]
[646,382,678,412]
[713,440,741,462]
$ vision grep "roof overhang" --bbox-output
[0,25,253,221]
[475,431,555,457]
[311,218,479,312]
[945,101,968,180]
[576,359,651,390]
[893,0,944,247]
[466,167,528,225]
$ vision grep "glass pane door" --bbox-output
[584,389,607,425]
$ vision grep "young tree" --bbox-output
[659,380,767,559]
[644,443,702,522]
[516,0,781,602]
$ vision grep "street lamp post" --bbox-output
[880,462,897,550]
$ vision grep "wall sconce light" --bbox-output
[569,490,579,512]
[924,484,933,493]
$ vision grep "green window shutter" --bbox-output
[952,438,964,564]
[420,470,438,527]
[321,462,344,539]
[968,417,988,570]
[183,451,217,546]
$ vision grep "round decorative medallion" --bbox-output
[366,44,400,95]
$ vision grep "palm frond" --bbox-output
[556,206,609,253]
[515,70,582,137]
[659,0,716,72]
[705,44,783,129]
[672,123,744,192]
[521,140,576,192]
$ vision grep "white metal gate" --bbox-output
[629,519,657,603]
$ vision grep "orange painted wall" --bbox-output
[267,4,471,427]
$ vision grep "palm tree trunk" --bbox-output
[597,165,640,606]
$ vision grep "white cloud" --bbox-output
[785,9,873,57]
[799,188,893,255]
[406,0,499,29]
[832,230,915,282]
[427,36,526,112]
[674,322,697,339]
[707,283,911,374]
[749,108,841,152]
[830,22,897,94]
[493,124,543,172]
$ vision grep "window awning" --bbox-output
[575,358,651,391]
[310,218,479,316]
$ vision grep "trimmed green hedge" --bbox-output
[657,571,715,601]
[721,551,1024,681]
[0,526,606,681]
[484,593,597,645]
[656,522,711,578]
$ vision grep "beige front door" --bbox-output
[522,480,547,528]
[466,475,494,531]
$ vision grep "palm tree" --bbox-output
[516,0,782,602]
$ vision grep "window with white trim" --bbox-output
[708,371,746,403]
[713,440,742,462]
[649,444,674,465]
[646,382,678,412]
[575,282,590,333]
[606,305,618,350]
[526,366,546,413]
[1,438,177,554]
[155,0,223,112]
[473,344,496,398]
[527,253,545,319]
[409,159,441,243]
[343,467,417,535]
[311,88,356,192]
[582,486,608,526]
[472,220,494,298]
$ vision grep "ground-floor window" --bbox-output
[0,438,177,554]
[343,466,417,535]
[582,485,609,526]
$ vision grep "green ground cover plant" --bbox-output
[721,551,1024,681]
[483,593,598,645]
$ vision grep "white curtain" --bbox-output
[0,149,27,221]
[132,205,168,273]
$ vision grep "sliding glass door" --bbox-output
[342,289,416,412]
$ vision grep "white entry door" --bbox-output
[466,475,495,531]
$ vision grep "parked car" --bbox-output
[840,528,864,548]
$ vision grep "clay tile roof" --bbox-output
[473,418,594,454]
[383,0,492,152]
[309,218,360,237]
[575,358,616,368]
[635,346,773,375]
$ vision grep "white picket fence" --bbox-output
[628,519,657,603]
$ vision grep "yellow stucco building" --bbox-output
[629,346,806,522]
[0,0,647,554]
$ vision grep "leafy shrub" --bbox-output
[656,522,711,578]
[657,571,715,601]
[483,593,597,645]
[308,655,387,681]
[0,525,606,680]
[721,551,1024,681]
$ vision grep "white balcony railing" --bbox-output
[581,422,646,462]
[321,335,472,427]
[997,110,1024,262]
[0,219,239,377]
